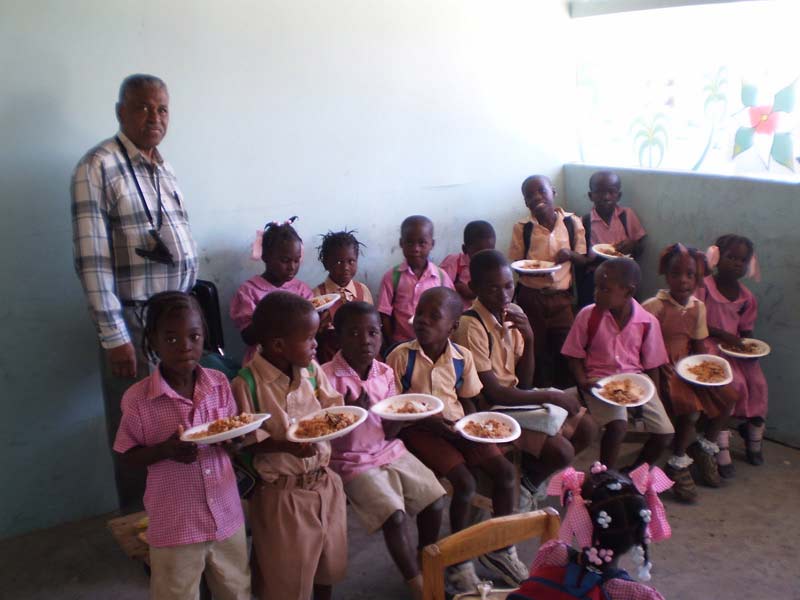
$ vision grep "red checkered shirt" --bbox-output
[114,366,244,547]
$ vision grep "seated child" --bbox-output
[696,234,768,467]
[510,462,671,600]
[230,217,313,363]
[452,250,598,497]
[231,292,346,600]
[440,220,496,310]
[313,229,373,363]
[322,302,446,600]
[114,292,250,600]
[386,287,528,592]
[577,170,647,307]
[509,175,588,389]
[562,258,674,469]
[642,244,736,502]
[378,215,454,346]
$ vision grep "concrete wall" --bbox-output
[0,0,577,538]
[564,164,800,447]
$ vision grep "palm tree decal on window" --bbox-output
[631,114,668,168]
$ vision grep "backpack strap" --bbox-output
[391,265,403,295]
[306,362,319,392]
[401,349,417,393]
[564,214,576,251]
[619,208,629,238]
[237,367,259,411]
[450,341,465,391]
[461,309,493,357]
[582,213,592,248]
[586,304,604,351]
[437,265,447,286]
[522,221,534,258]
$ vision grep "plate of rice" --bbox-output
[371,393,444,421]
[287,406,368,443]
[718,338,770,359]
[454,412,521,444]
[310,293,340,313]
[181,413,271,444]
[591,374,654,408]
[592,244,630,260]
[676,354,733,387]
[510,259,563,275]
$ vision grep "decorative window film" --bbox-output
[572,1,798,179]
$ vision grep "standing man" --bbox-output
[72,74,198,511]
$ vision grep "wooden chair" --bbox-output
[421,507,560,600]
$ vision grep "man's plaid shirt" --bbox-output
[71,132,198,349]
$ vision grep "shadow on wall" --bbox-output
[0,92,118,537]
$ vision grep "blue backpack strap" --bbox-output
[401,349,417,393]
[450,341,465,391]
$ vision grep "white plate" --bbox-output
[286,405,368,443]
[371,393,444,421]
[718,338,771,359]
[510,259,563,275]
[676,354,733,387]
[181,413,271,444]
[592,243,630,260]
[591,374,654,408]
[310,293,340,313]
[454,411,521,444]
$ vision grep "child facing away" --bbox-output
[231,292,346,600]
[562,259,674,469]
[386,287,529,593]
[378,215,454,346]
[577,170,647,307]
[440,220,496,310]
[508,175,588,389]
[230,217,313,363]
[113,292,250,600]
[696,234,769,467]
[313,229,373,364]
[322,302,446,600]
[642,244,737,502]
[510,462,671,600]
[452,250,598,500]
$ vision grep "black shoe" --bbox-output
[738,422,764,466]
[718,463,736,479]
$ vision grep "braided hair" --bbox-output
[141,291,207,364]
[582,469,651,575]
[261,216,302,261]
[657,243,708,280]
[317,229,365,264]
[715,233,754,261]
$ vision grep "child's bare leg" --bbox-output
[445,464,477,532]
[673,413,699,456]
[634,433,673,467]
[416,496,445,549]
[313,584,332,600]
[382,510,418,581]
[600,420,627,468]
[521,435,574,488]
[482,455,516,517]
[570,415,599,455]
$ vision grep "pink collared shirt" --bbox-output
[561,301,668,379]
[440,252,472,309]
[113,366,244,548]
[588,206,646,246]
[377,260,455,343]
[230,274,313,361]
[696,275,758,335]
[321,352,407,483]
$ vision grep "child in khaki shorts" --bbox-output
[231,292,347,600]
[322,301,445,600]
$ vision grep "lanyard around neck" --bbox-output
[115,136,162,231]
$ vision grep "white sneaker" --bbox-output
[478,545,529,586]
[445,560,480,595]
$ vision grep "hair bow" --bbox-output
[250,217,302,261]
[547,467,592,548]
[628,464,673,542]
[705,245,761,282]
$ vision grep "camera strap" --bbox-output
[115,136,163,232]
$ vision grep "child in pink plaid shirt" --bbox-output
[114,292,250,600]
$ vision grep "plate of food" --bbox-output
[592,244,630,260]
[718,338,770,359]
[510,259,563,275]
[371,393,444,421]
[286,406,368,443]
[676,354,733,386]
[454,411,521,444]
[591,374,654,408]
[310,293,340,313]
[181,413,271,444]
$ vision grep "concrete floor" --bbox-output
[2,437,799,599]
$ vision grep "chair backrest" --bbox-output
[422,507,561,600]
[191,279,225,354]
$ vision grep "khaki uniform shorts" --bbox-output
[344,452,446,533]
[576,380,675,434]
[149,525,250,600]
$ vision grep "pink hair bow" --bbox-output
[629,464,673,542]
[250,217,302,262]
[547,467,593,548]
[705,245,720,269]
[706,245,761,282]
